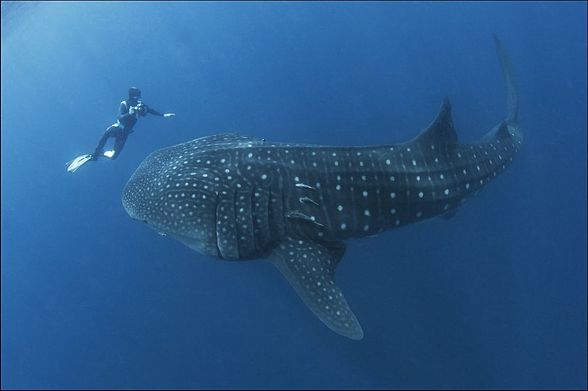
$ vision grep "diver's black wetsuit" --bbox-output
[92,99,164,160]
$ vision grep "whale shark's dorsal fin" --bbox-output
[409,97,458,149]
[269,236,364,340]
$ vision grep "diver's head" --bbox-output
[128,86,141,103]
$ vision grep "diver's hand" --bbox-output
[129,106,137,115]
[163,113,175,118]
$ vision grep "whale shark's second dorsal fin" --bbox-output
[481,120,514,144]
[495,121,512,139]
[409,97,458,150]
[269,236,363,340]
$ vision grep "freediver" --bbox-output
[66,87,175,173]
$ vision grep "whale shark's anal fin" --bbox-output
[269,236,364,340]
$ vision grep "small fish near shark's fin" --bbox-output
[408,97,458,150]
[269,236,364,340]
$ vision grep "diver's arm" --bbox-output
[146,105,175,118]
[146,106,164,116]
[119,101,128,115]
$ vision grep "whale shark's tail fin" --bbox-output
[494,34,519,126]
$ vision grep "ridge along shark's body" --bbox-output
[122,36,522,340]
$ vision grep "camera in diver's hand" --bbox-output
[130,103,147,116]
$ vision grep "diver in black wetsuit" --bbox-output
[91,86,175,160]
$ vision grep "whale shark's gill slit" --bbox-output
[373,156,390,232]
[398,151,410,222]
[417,148,435,205]
[250,183,272,255]
[281,186,288,229]
[268,187,287,251]
[250,183,260,253]
[258,185,272,253]
[267,186,276,249]
[232,187,240,258]
[213,193,222,258]
[236,185,256,259]
[444,142,459,207]
[348,175,357,234]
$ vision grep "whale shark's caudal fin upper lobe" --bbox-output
[480,36,521,144]
[494,34,519,126]
[269,236,364,340]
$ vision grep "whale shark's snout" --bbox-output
[122,159,160,224]
[122,176,146,222]
[122,148,222,258]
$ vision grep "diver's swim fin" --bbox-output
[103,150,115,158]
[66,154,93,173]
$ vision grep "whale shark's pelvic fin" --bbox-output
[269,236,364,340]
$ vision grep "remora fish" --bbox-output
[122,36,522,340]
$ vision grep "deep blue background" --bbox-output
[2,2,586,389]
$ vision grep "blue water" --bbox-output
[2,2,586,389]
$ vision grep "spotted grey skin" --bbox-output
[122,36,522,340]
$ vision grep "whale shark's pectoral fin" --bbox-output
[269,236,364,340]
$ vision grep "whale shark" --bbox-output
[122,36,522,340]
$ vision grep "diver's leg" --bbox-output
[92,125,117,159]
[109,132,129,160]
